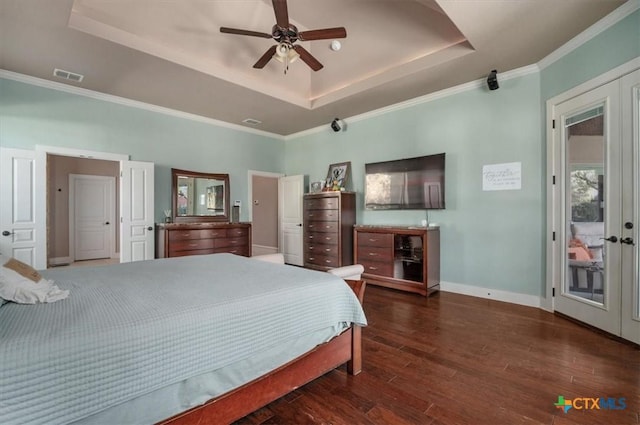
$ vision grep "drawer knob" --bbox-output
[369,266,378,270]
[189,243,198,247]
[325,248,331,252]
[369,253,377,256]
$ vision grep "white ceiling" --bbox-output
[0,0,628,135]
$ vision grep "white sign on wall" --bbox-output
[482,162,522,191]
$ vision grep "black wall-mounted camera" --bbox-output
[487,69,499,90]
[331,118,341,132]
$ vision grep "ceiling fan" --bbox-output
[220,0,347,72]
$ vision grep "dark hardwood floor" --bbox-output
[236,286,640,425]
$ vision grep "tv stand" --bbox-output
[354,225,440,296]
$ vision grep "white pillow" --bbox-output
[0,255,69,304]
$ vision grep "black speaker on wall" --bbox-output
[487,69,499,90]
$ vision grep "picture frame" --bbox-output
[324,161,351,191]
[206,186,216,210]
[309,181,324,193]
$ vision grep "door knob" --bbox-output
[601,236,618,243]
[620,237,635,246]
[2,230,13,236]
[147,226,153,231]
[105,221,110,225]
[625,222,634,229]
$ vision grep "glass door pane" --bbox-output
[565,106,605,305]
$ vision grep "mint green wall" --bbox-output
[1,6,636,298]
[541,9,640,100]
[285,74,544,296]
[0,79,284,221]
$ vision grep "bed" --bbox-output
[0,253,367,425]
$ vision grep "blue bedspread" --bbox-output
[0,254,367,425]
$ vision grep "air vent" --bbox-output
[53,68,84,83]
[242,118,262,126]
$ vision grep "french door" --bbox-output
[551,69,640,344]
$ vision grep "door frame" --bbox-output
[545,57,640,312]
[69,174,116,262]
[35,145,129,269]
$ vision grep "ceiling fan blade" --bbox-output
[220,27,272,39]
[298,27,347,41]
[254,45,278,69]
[293,45,323,71]
[272,0,289,29]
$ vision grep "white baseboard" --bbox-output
[252,244,278,256]
[49,256,72,266]
[440,281,542,309]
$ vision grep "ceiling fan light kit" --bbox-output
[220,0,346,73]
[273,42,299,74]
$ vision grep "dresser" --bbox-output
[354,225,440,296]
[303,192,356,271]
[156,222,251,258]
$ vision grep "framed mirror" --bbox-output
[171,168,230,223]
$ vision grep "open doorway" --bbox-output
[249,171,282,256]
[47,154,120,267]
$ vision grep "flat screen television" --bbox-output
[365,153,445,210]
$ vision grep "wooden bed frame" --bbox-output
[158,279,366,425]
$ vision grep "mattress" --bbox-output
[0,254,367,425]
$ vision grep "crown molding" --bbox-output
[0,70,285,141]
[538,0,640,70]
[284,64,540,141]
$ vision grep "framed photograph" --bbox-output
[324,161,351,191]
[309,181,323,193]
[206,186,216,209]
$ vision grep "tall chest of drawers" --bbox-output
[156,222,251,258]
[303,192,356,271]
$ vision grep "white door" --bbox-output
[121,160,154,262]
[551,69,640,343]
[279,175,304,266]
[70,174,115,261]
[620,69,640,344]
[0,148,44,268]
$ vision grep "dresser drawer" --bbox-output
[305,209,339,221]
[169,239,215,252]
[213,246,249,256]
[361,259,394,277]
[227,227,249,237]
[305,252,340,268]
[215,236,247,249]
[357,246,393,262]
[168,228,227,241]
[169,248,216,257]
[357,232,393,248]
[306,243,339,256]
[305,197,339,210]
[306,221,339,233]
[305,232,339,245]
